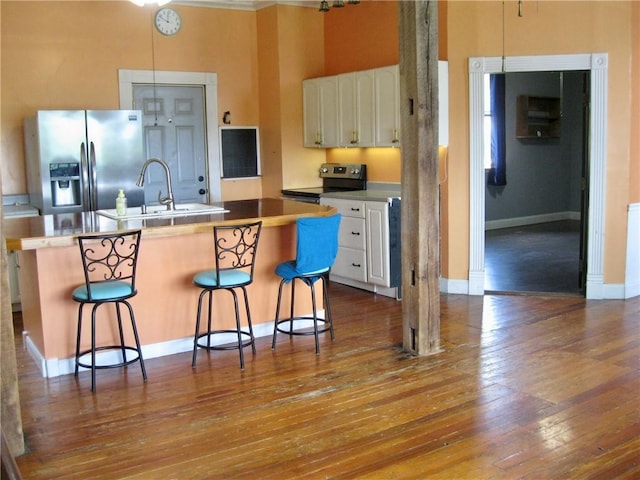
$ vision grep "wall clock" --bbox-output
[154,7,181,36]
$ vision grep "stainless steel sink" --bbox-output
[97,203,229,220]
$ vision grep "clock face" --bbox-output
[154,8,181,36]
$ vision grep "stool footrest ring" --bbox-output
[76,345,143,370]
[274,316,332,336]
[195,329,255,351]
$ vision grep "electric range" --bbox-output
[281,163,367,204]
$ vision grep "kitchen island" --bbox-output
[4,198,336,377]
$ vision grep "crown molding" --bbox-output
[171,0,317,11]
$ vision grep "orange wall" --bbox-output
[445,0,636,284]
[324,0,399,76]
[632,1,640,204]
[323,0,400,182]
[323,0,638,286]
[2,1,637,288]
[322,0,447,183]
[1,1,261,197]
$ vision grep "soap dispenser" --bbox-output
[116,189,127,216]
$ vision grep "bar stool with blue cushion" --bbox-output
[192,221,262,370]
[72,230,147,392]
[272,214,341,354]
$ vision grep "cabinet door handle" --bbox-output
[352,263,361,268]
[350,207,360,212]
[351,231,360,236]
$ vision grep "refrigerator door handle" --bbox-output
[89,141,98,211]
[80,142,91,210]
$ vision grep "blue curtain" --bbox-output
[488,74,507,186]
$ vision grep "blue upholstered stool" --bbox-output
[72,230,147,392]
[271,214,341,354]
[192,221,262,370]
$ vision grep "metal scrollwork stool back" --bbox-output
[192,221,262,369]
[72,230,147,392]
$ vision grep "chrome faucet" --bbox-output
[136,158,175,211]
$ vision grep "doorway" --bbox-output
[133,84,208,205]
[483,71,588,295]
[118,69,222,201]
[467,53,608,299]
[468,53,608,300]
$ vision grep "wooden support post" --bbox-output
[398,0,442,356]
[0,181,25,459]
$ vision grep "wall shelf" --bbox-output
[516,95,561,138]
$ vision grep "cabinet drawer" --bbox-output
[339,217,366,249]
[332,247,367,282]
[321,198,365,218]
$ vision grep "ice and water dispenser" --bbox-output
[49,162,81,207]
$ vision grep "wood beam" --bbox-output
[398,0,442,355]
[0,173,25,459]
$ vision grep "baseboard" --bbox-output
[485,211,580,231]
[439,277,469,295]
[23,318,321,379]
[328,275,399,299]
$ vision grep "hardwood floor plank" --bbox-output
[12,285,640,479]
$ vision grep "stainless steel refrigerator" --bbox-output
[24,110,145,214]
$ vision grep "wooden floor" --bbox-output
[12,284,640,479]
[485,220,582,295]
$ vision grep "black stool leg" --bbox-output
[322,274,335,341]
[240,286,256,354]
[90,304,99,393]
[228,289,245,370]
[289,279,297,333]
[123,300,147,382]
[206,290,214,349]
[75,303,85,377]
[192,289,207,367]
[309,280,320,355]
[272,280,285,349]
[115,302,127,364]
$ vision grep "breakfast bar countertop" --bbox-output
[4,198,336,251]
[9,197,336,374]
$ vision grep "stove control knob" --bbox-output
[351,168,360,175]
[320,167,329,173]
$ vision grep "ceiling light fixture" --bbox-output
[130,0,171,6]
[319,0,359,13]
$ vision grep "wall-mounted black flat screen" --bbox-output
[220,127,260,179]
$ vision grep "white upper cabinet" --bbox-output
[303,62,448,149]
[338,70,375,148]
[374,65,400,147]
[303,76,339,148]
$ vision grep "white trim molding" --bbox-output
[118,69,222,202]
[468,53,608,299]
[626,203,640,298]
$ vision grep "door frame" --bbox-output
[468,53,608,299]
[118,69,221,201]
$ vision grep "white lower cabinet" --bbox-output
[332,209,367,282]
[365,201,390,287]
[321,197,396,297]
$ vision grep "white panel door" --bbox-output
[133,85,208,205]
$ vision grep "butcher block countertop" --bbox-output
[4,198,336,251]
